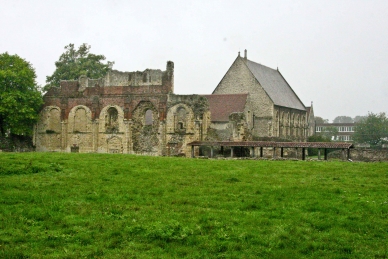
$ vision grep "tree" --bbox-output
[333,116,353,123]
[44,43,114,91]
[0,53,43,136]
[315,116,329,124]
[353,112,388,146]
[353,115,366,123]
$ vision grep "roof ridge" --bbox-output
[246,59,277,71]
[205,93,248,96]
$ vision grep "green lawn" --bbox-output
[0,153,387,258]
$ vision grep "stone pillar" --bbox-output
[191,145,194,158]
[302,148,306,160]
[231,147,234,157]
[318,149,321,160]
[61,121,68,152]
[324,148,328,160]
[92,120,99,153]
[210,146,214,158]
[251,147,255,158]
[273,147,276,158]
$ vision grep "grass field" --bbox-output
[0,153,387,258]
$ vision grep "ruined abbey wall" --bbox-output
[34,62,208,156]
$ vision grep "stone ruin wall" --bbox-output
[34,61,208,157]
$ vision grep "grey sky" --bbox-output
[1,0,387,122]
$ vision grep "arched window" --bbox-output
[74,108,87,132]
[145,109,153,125]
[106,107,119,133]
[175,107,187,131]
[47,108,61,133]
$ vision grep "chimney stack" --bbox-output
[244,49,247,60]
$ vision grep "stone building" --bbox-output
[35,51,313,156]
[34,61,210,156]
[208,50,312,141]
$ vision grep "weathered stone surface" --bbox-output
[34,61,208,157]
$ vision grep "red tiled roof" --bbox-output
[202,94,248,122]
[188,141,353,149]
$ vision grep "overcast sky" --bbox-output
[1,0,387,122]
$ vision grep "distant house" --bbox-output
[205,50,313,141]
[315,123,355,142]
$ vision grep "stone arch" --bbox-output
[107,136,123,153]
[131,101,159,153]
[68,105,92,133]
[99,105,125,133]
[38,106,61,133]
[145,109,153,126]
[167,103,194,133]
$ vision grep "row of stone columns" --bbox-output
[191,145,351,161]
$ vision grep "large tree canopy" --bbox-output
[44,43,114,91]
[315,116,329,124]
[353,112,388,146]
[0,53,43,136]
[333,116,353,123]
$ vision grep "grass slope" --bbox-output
[0,153,387,258]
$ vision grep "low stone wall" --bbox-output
[329,148,388,162]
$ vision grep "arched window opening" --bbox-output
[106,107,119,133]
[175,107,187,132]
[145,109,153,126]
[74,108,87,133]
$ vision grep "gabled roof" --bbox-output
[202,94,248,122]
[245,59,306,111]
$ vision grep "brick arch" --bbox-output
[68,105,92,133]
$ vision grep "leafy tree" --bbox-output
[307,134,331,155]
[354,115,367,123]
[333,116,353,123]
[315,116,328,124]
[0,53,43,136]
[353,112,388,146]
[44,43,114,91]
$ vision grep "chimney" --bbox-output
[244,49,247,60]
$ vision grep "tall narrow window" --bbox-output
[145,109,153,125]
[106,107,119,133]
[175,107,187,132]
